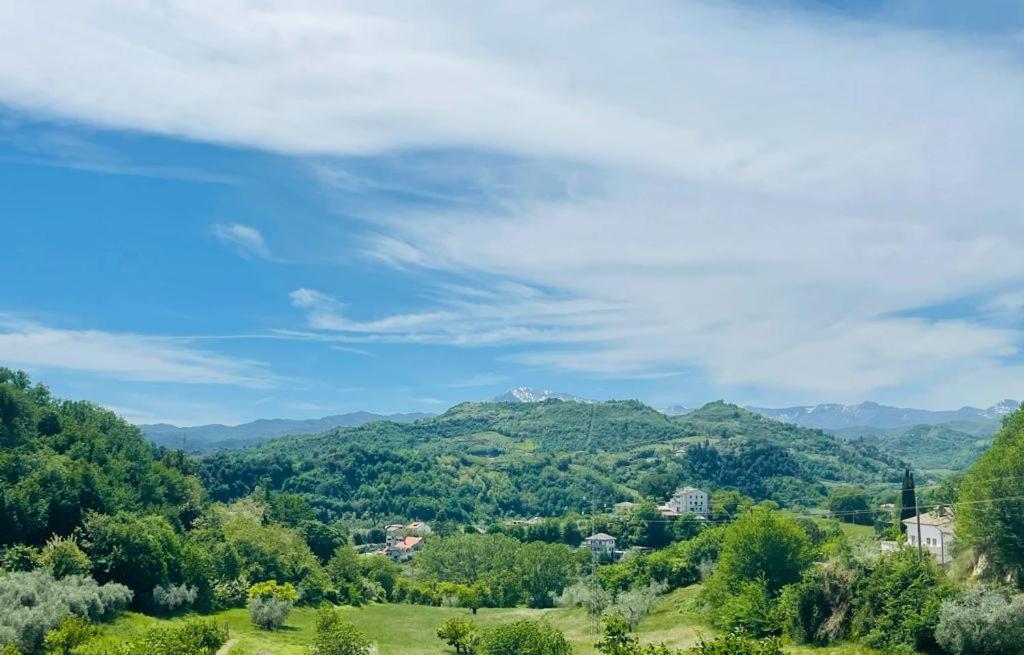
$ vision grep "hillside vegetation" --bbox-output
[199,399,905,522]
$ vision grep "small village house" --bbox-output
[903,509,955,564]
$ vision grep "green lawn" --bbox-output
[86,587,885,655]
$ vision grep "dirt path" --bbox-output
[215,638,238,655]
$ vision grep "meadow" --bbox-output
[85,587,884,655]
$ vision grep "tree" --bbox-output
[437,617,479,654]
[827,489,873,526]
[81,512,183,599]
[309,607,372,655]
[477,620,572,655]
[709,507,813,596]
[514,541,577,608]
[957,407,1024,580]
[898,468,916,534]
[301,521,348,563]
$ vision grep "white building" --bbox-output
[665,486,709,517]
[903,510,955,564]
[582,533,617,559]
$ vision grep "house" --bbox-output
[656,506,681,518]
[379,521,431,561]
[613,501,637,513]
[665,486,710,517]
[903,510,955,564]
[582,533,617,560]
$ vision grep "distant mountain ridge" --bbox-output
[746,399,1018,431]
[140,411,434,450]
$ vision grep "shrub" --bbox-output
[713,577,781,638]
[851,548,953,653]
[39,535,91,579]
[477,620,571,655]
[610,581,666,629]
[247,577,298,630]
[212,576,249,610]
[42,616,96,655]
[112,618,228,655]
[934,587,1024,655]
[0,545,39,572]
[309,607,373,655]
[152,583,198,614]
[0,570,131,654]
[780,561,858,645]
[687,633,784,655]
[437,617,479,654]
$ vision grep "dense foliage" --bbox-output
[199,400,904,522]
[0,570,132,653]
[934,587,1024,655]
[957,407,1024,582]
[0,368,202,546]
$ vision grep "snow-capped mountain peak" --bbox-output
[491,387,593,404]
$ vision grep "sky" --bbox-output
[2,1,1024,425]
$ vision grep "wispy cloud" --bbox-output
[0,317,273,387]
[4,2,1024,406]
[212,223,272,260]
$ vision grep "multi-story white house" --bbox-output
[582,533,617,560]
[664,486,709,517]
[903,510,955,564]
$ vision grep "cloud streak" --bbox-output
[0,317,273,387]
[212,223,272,260]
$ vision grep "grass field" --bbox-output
[85,587,886,655]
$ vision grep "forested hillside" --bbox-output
[199,399,905,522]
[0,368,203,546]
[832,423,992,472]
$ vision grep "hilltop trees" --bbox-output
[957,406,1024,581]
[0,368,202,546]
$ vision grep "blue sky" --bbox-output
[2,1,1024,424]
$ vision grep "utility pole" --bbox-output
[913,469,923,559]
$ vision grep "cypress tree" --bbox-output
[897,468,916,534]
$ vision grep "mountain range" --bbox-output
[140,411,433,450]
[746,399,1018,432]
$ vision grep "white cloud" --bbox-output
[0,318,272,387]
[4,2,1024,405]
[212,223,271,260]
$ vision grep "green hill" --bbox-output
[832,423,991,472]
[199,399,905,522]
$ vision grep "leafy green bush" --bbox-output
[247,581,298,630]
[934,587,1024,655]
[686,633,784,655]
[437,617,480,654]
[851,548,952,653]
[309,607,372,655]
[39,534,91,579]
[111,618,228,655]
[477,620,572,655]
[0,545,39,572]
[42,616,96,655]
[712,578,781,637]
[0,570,131,654]
[779,561,858,645]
